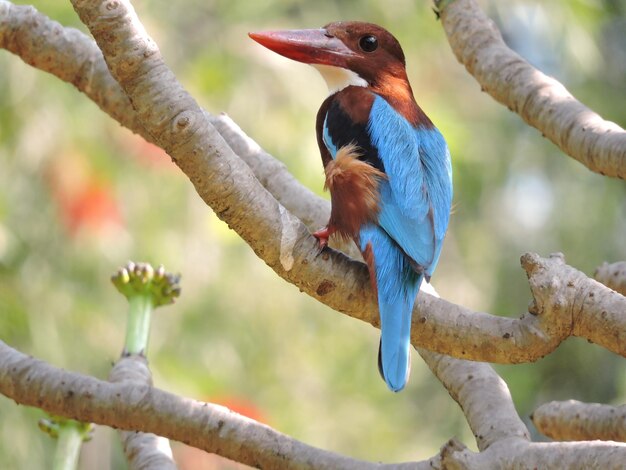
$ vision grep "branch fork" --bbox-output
[0,0,625,467]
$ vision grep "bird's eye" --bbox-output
[359,35,378,53]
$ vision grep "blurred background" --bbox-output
[0,0,625,467]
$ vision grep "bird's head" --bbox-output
[249,21,410,95]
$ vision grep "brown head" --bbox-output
[249,21,410,93]
[249,22,424,123]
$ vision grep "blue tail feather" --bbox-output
[377,276,422,392]
[360,224,423,392]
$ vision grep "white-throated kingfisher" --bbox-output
[250,22,453,392]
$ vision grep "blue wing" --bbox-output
[321,91,452,392]
[364,96,452,391]
[367,95,452,277]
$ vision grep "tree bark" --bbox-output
[435,0,626,179]
[0,0,624,467]
[533,400,626,442]
[0,340,438,470]
[3,0,624,364]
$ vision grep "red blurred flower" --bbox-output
[174,447,252,470]
[45,151,123,238]
[120,132,178,171]
[210,396,267,424]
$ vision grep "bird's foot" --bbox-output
[312,226,334,250]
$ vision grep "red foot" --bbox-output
[312,226,334,249]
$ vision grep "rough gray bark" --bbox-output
[1,0,624,364]
[0,0,624,468]
[109,356,177,470]
[0,340,438,470]
[595,261,626,296]
[532,400,626,442]
[435,0,626,179]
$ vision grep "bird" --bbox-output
[249,21,453,392]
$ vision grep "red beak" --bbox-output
[248,28,355,67]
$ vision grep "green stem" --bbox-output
[124,294,154,355]
[53,423,83,470]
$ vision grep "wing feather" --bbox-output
[367,95,451,275]
[322,90,452,276]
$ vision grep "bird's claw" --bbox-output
[312,226,332,254]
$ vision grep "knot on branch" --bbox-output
[520,252,541,277]
[74,0,159,82]
[520,253,570,332]
[520,252,565,277]
[439,438,470,470]
[595,261,626,296]
[109,355,152,386]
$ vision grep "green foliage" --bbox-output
[0,0,624,468]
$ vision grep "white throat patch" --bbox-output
[312,64,368,95]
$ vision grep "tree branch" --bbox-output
[0,340,437,470]
[1,0,625,364]
[2,1,625,466]
[595,261,626,296]
[532,400,626,442]
[0,0,329,237]
[443,439,626,469]
[419,349,529,451]
[435,0,626,179]
[0,0,150,140]
[0,5,530,463]
[4,340,626,468]
[522,253,626,356]
[109,356,177,469]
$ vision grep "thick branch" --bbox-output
[595,261,626,296]
[0,6,530,456]
[2,3,625,466]
[0,341,434,469]
[208,114,332,233]
[109,356,177,470]
[419,349,529,451]
[443,439,626,469]
[0,1,327,238]
[522,253,626,356]
[435,0,626,179]
[1,0,625,364]
[4,338,625,469]
[532,400,626,442]
[0,0,151,140]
